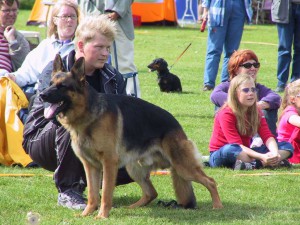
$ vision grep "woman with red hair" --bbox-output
[210,49,281,137]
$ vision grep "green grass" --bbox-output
[1,10,299,225]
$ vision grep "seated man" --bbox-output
[0,0,30,75]
[23,15,133,210]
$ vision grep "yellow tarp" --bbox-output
[27,0,56,26]
[0,77,33,167]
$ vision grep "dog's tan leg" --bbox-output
[176,156,223,209]
[95,156,118,219]
[126,164,158,208]
[191,167,223,209]
[164,135,223,209]
[81,161,101,216]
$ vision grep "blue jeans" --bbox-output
[276,3,300,88]
[209,142,294,168]
[203,0,246,88]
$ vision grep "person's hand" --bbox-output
[202,8,208,22]
[107,12,119,21]
[5,73,16,82]
[4,25,16,43]
[261,152,280,166]
[257,101,270,110]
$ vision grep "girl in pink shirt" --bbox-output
[277,79,300,164]
[209,74,293,170]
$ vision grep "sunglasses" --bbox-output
[241,87,257,93]
[239,62,260,69]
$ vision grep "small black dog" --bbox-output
[147,58,182,93]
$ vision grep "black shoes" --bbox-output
[203,85,214,91]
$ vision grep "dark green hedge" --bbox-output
[19,0,35,10]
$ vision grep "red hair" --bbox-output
[228,49,259,80]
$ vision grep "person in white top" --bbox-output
[6,0,79,88]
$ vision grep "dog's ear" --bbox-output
[71,57,86,84]
[52,54,66,75]
[161,58,168,67]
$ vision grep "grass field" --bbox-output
[1,10,300,225]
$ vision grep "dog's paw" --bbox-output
[94,211,109,219]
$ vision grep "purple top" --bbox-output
[210,81,281,110]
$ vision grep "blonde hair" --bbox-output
[226,73,259,136]
[47,0,80,38]
[280,79,300,112]
[74,14,117,49]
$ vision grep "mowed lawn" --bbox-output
[0,10,299,225]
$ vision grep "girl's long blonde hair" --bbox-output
[226,73,259,136]
[280,79,300,115]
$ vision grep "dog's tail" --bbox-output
[164,136,200,209]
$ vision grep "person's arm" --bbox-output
[257,113,280,164]
[210,81,229,107]
[288,114,300,128]
[239,141,279,166]
[9,31,30,71]
[256,83,281,110]
[106,0,133,20]
[201,0,210,20]
[265,137,280,157]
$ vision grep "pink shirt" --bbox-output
[277,105,298,142]
[209,106,274,152]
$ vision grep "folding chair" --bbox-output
[19,30,41,50]
[255,0,272,24]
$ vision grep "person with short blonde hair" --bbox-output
[23,14,132,210]
[77,0,141,97]
[209,74,293,170]
[74,15,116,48]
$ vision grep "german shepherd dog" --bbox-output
[147,58,182,93]
[40,55,223,219]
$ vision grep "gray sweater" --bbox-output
[271,0,291,24]
[76,0,135,40]
[10,30,30,71]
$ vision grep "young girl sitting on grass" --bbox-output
[209,74,293,170]
[277,79,300,164]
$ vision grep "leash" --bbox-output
[169,42,192,71]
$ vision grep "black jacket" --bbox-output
[23,50,126,149]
